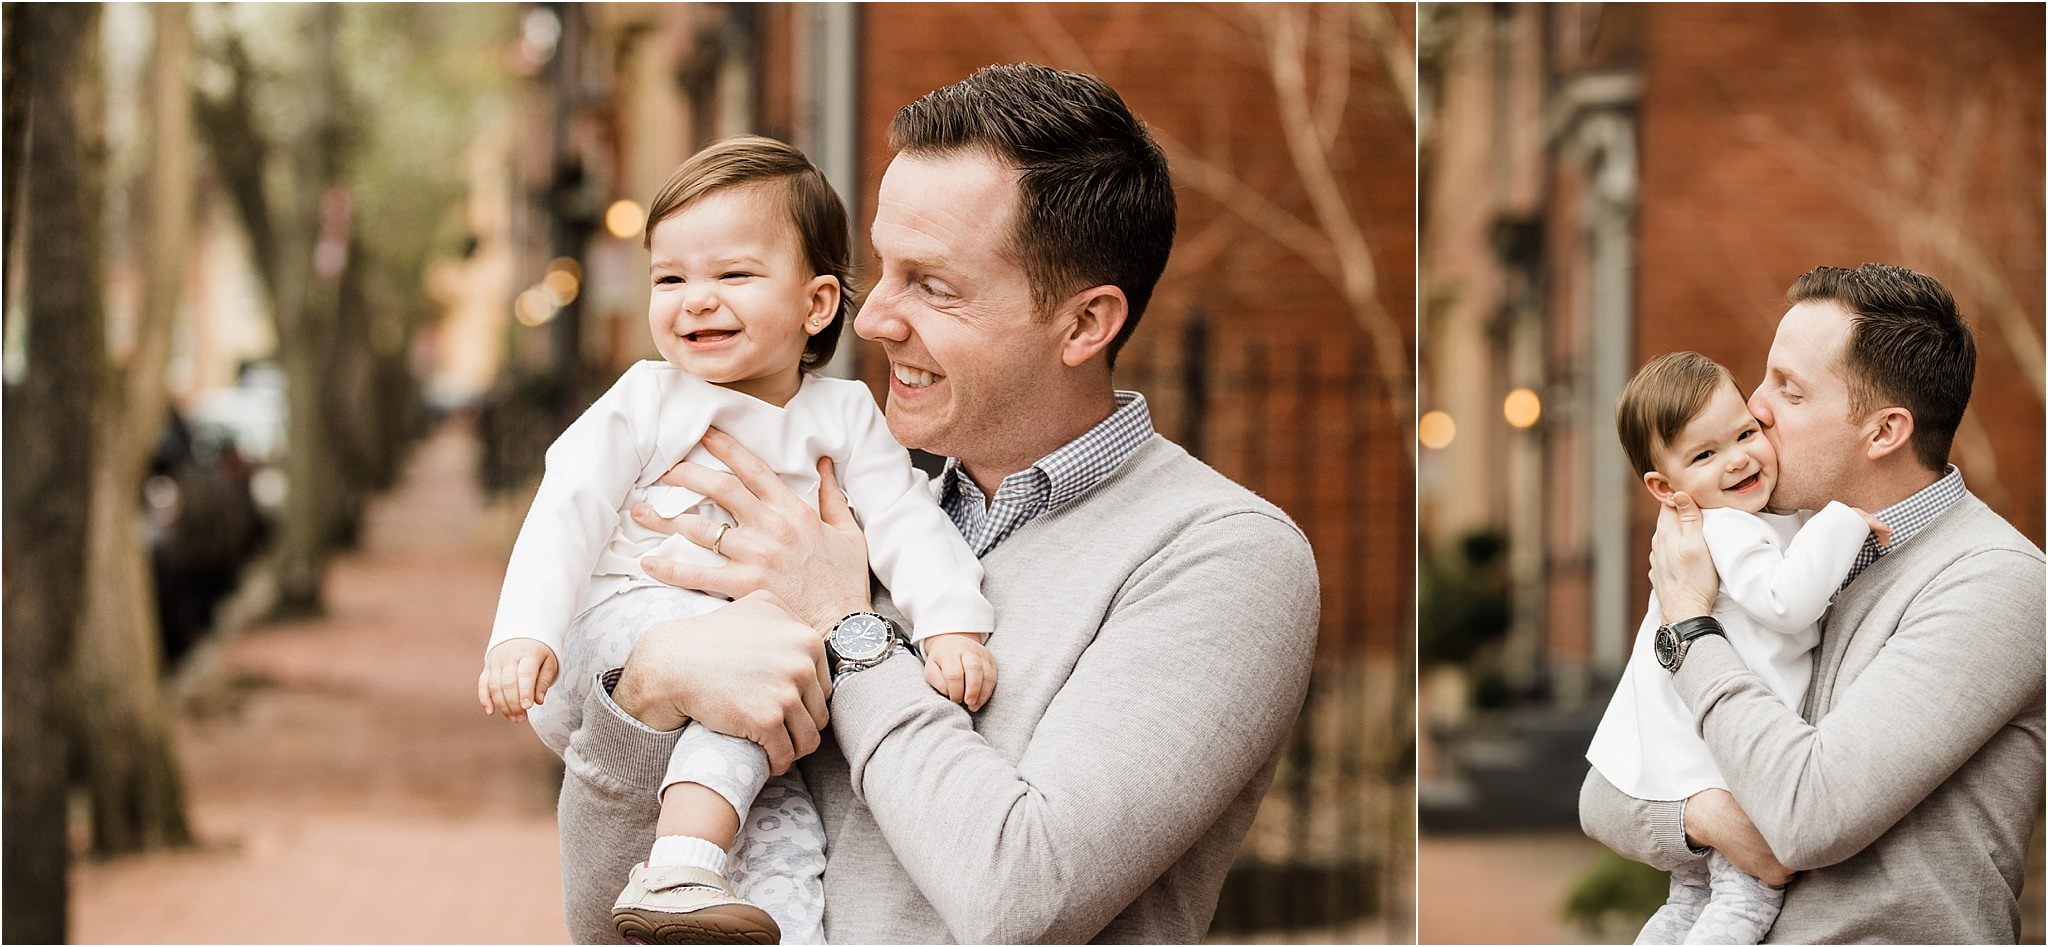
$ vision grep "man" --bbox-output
[1580,263,2046,943]
[554,63,1321,943]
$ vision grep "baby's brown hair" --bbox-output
[1615,352,1737,477]
[643,136,852,371]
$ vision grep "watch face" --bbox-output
[1654,625,1679,670]
[829,613,892,662]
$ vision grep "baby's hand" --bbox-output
[921,633,997,712]
[478,638,559,722]
[1849,507,1893,548]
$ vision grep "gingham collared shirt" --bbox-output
[939,391,1156,557]
[1842,464,1968,588]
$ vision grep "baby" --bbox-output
[477,136,997,944]
[1587,352,1889,945]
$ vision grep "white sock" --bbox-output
[647,834,728,874]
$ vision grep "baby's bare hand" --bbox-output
[479,639,559,722]
[1850,507,1894,548]
[921,633,997,711]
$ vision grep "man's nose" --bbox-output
[1748,391,1774,427]
[853,291,904,342]
[683,283,718,314]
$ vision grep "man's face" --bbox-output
[1749,300,1867,511]
[854,150,1066,463]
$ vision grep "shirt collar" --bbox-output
[938,391,1155,512]
[1871,464,1967,553]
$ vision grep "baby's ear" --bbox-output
[804,274,841,335]
[1642,471,1677,505]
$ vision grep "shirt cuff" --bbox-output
[1656,797,1710,863]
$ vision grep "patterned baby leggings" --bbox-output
[529,585,828,944]
[1634,849,1785,945]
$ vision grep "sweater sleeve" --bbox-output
[825,510,1319,944]
[1704,503,1869,634]
[1673,546,2046,870]
[1578,766,1707,871]
[833,391,992,641]
[485,364,660,656]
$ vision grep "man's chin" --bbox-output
[882,410,937,454]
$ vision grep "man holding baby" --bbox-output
[551,62,1322,944]
[1581,263,2046,944]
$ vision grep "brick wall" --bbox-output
[1631,3,2046,573]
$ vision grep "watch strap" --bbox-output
[1669,616,1726,646]
[1661,615,1727,673]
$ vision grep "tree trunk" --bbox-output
[193,7,352,615]
[73,4,195,855]
[2,5,105,941]
[276,329,340,610]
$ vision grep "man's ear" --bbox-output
[803,275,842,336]
[1863,406,1915,462]
[1056,284,1128,368]
[1643,470,1677,505]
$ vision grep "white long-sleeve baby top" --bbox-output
[1585,501,1871,801]
[486,361,993,657]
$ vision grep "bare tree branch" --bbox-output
[1259,6,1414,455]
[1356,1,1417,125]
[1312,4,1351,154]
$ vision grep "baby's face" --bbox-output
[1648,381,1778,514]
[646,186,831,406]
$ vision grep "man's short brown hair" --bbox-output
[643,136,852,372]
[1787,263,1975,473]
[888,62,1176,366]
[1616,352,1737,477]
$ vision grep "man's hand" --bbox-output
[479,638,559,723]
[1651,491,1719,624]
[921,632,997,711]
[609,591,833,775]
[1685,788,1795,885]
[631,428,873,630]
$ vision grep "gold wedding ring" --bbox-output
[711,522,733,556]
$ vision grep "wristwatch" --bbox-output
[1655,616,1727,673]
[824,611,904,682]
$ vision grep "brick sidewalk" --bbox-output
[1419,831,1624,945]
[72,421,569,944]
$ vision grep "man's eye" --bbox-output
[654,275,680,285]
[1693,451,1713,463]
